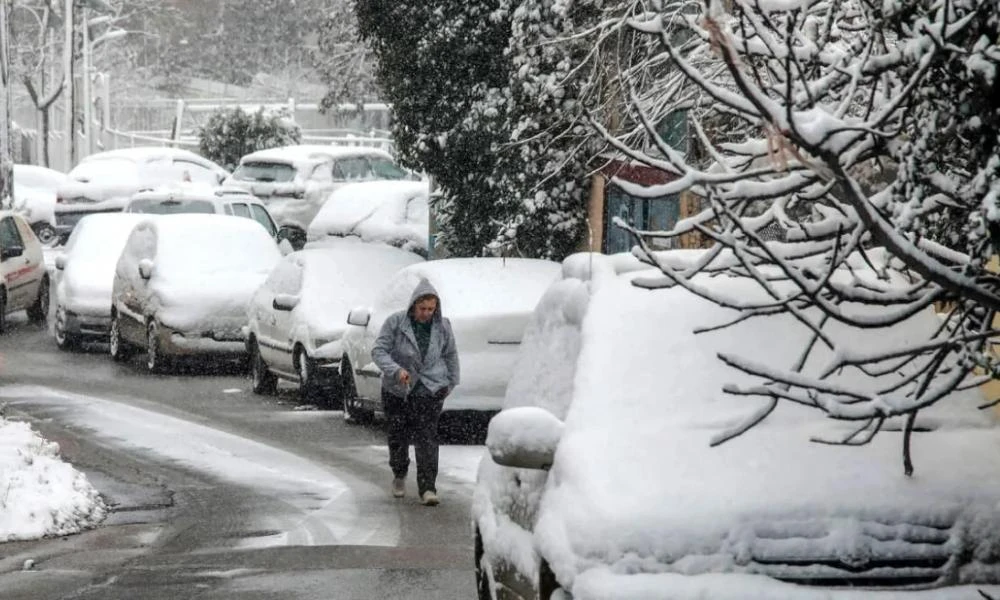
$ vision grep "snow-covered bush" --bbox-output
[197,107,301,171]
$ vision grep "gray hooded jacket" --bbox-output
[371,278,460,398]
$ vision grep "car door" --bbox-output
[249,204,279,238]
[256,259,301,375]
[116,225,155,345]
[12,215,43,300]
[0,215,34,310]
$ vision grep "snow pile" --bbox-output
[486,406,564,463]
[306,180,429,256]
[530,272,1000,597]
[0,417,105,541]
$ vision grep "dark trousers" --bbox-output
[384,387,445,495]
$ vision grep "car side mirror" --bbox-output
[346,307,371,327]
[55,255,67,270]
[486,407,564,471]
[138,258,154,280]
[1,245,24,261]
[272,293,299,311]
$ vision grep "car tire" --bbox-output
[341,358,371,424]
[0,291,7,334]
[31,222,59,247]
[146,321,169,374]
[54,306,80,351]
[109,312,131,362]
[250,339,278,395]
[26,276,49,324]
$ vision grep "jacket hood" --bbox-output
[408,278,442,321]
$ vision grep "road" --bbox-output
[0,312,480,599]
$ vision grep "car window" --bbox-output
[250,204,278,237]
[123,224,156,262]
[231,203,251,218]
[172,160,219,185]
[232,161,296,183]
[127,198,217,214]
[368,156,409,180]
[0,217,24,250]
[332,157,370,181]
[309,163,334,184]
[223,204,234,216]
[264,259,302,294]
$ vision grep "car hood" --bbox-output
[154,271,267,333]
[535,423,1000,594]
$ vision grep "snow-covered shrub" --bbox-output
[197,107,301,172]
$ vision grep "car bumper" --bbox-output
[63,310,111,338]
[159,324,247,357]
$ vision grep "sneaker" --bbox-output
[392,478,405,498]
[420,490,439,506]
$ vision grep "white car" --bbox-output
[55,147,229,241]
[109,214,281,373]
[473,253,1000,600]
[224,145,412,248]
[340,258,561,423]
[12,164,69,246]
[52,213,150,350]
[247,240,425,406]
[305,180,430,257]
[0,210,49,333]
[123,185,279,239]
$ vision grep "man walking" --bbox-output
[372,278,460,506]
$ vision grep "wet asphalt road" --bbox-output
[0,313,480,599]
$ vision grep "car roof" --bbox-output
[144,212,272,236]
[128,185,265,207]
[78,146,221,166]
[238,144,394,165]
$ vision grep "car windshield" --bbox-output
[231,161,296,183]
[368,156,409,180]
[127,199,217,215]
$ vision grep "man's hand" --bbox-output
[398,369,411,385]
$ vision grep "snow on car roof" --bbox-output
[380,257,562,319]
[306,180,429,254]
[146,213,281,277]
[239,144,393,165]
[65,212,149,261]
[533,268,1000,585]
[77,146,214,164]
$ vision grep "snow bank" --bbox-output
[306,180,429,256]
[0,417,105,541]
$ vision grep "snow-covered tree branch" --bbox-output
[597,0,1000,474]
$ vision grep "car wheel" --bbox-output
[54,306,79,351]
[296,347,323,405]
[109,312,131,362]
[0,291,7,334]
[26,276,49,324]
[146,321,169,373]
[475,530,497,600]
[31,222,59,247]
[341,358,371,424]
[250,339,278,395]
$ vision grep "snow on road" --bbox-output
[0,384,407,546]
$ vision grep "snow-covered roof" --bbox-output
[306,180,429,255]
[238,144,393,165]
[76,146,219,165]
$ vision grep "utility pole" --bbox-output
[0,0,14,209]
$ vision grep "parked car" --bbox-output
[123,185,279,239]
[52,213,150,350]
[11,164,69,246]
[0,210,49,333]
[340,258,561,423]
[473,253,1000,600]
[305,180,430,257]
[54,147,229,241]
[247,240,425,406]
[224,145,412,249]
[109,214,281,373]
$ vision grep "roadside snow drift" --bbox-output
[0,417,105,541]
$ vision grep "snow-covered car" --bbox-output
[473,253,1000,600]
[123,185,279,239]
[0,210,49,333]
[224,145,412,249]
[52,212,150,350]
[247,240,425,406]
[305,180,430,257]
[340,258,561,423]
[11,164,69,246]
[55,147,229,241]
[109,214,281,373]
